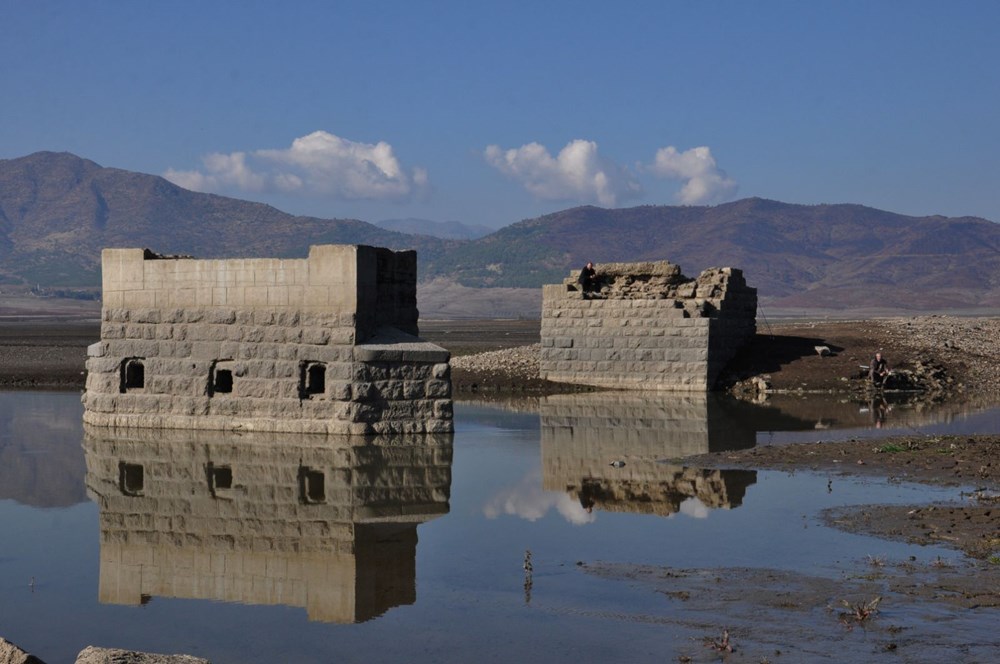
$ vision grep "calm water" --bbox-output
[0,390,996,663]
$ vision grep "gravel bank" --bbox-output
[450,343,541,380]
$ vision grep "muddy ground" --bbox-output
[0,322,97,389]
[585,557,999,662]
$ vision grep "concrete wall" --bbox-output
[84,245,448,434]
[540,262,757,391]
[84,427,452,623]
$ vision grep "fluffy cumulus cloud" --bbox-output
[678,497,710,519]
[164,131,426,201]
[484,139,641,207]
[646,145,738,205]
[483,472,596,526]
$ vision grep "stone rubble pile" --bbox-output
[566,262,752,317]
[862,316,1000,397]
[451,344,541,380]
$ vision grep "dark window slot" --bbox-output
[119,462,144,496]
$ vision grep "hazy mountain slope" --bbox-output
[375,217,494,240]
[422,199,1000,308]
[0,152,451,287]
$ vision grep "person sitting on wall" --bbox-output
[578,261,598,296]
[869,351,889,388]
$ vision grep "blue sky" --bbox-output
[3,1,998,228]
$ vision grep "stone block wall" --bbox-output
[540,393,756,516]
[540,261,757,391]
[83,245,450,434]
[84,427,452,623]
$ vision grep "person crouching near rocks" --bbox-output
[870,351,889,388]
[578,261,598,297]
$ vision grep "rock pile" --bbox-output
[869,316,1000,397]
[451,344,541,381]
[0,640,209,664]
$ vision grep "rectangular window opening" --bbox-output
[119,462,144,496]
[213,368,233,394]
[120,358,146,392]
[207,464,233,497]
[302,362,326,398]
[299,467,326,504]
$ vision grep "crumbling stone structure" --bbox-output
[541,261,757,391]
[85,427,452,623]
[541,392,756,516]
[82,245,452,434]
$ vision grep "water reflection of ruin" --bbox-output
[84,426,452,623]
[540,393,757,516]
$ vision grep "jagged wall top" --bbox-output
[561,260,753,317]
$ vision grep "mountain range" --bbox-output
[2,151,999,312]
[374,217,494,240]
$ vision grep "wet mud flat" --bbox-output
[586,557,999,663]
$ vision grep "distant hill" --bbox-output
[422,200,1000,310]
[375,217,494,240]
[0,151,451,289]
[3,151,1000,312]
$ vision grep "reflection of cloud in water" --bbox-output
[679,497,710,519]
[484,470,597,526]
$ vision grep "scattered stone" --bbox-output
[0,637,45,664]
[74,647,209,664]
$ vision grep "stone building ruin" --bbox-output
[541,260,757,391]
[82,245,451,435]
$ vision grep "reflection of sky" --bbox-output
[483,469,596,526]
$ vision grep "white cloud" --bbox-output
[483,472,596,526]
[164,130,426,201]
[647,145,738,205]
[678,497,710,519]
[484,139,641,207]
